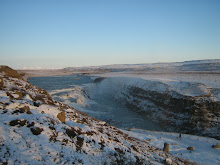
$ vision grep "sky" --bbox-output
[0,0,220,69]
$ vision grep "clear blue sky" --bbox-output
[0,0,220,69]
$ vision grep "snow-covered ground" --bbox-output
[1,66,188,165]
[125,129,220,165]
[28,74,220,164]
[92,72,220,90]
[2,62,220,164]
[89,74,220,102]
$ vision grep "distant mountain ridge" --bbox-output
[63,59,220,72]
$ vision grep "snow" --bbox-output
[91,73,220,100]
[1,64,220,165]
[39,76,220,164]
[50,87,93,109]
[32,72,219,136]
[1,73,186,165]
[89,76,213,98]
[37,104,60,117]
[125,129,220,165]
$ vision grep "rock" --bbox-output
[172,143,178,146]
[19,120,27,126]
[212,144,220,149]
[33,101,41,107]
[14,91,24,100]
[6,92,14,99]
[163,143,169,152]
[187,146,194,151]
[27,122,35,128]
[19,106,32,114]
[9,119,20,126]
[125,85,220,139]
[76,137,84,151]
[30,127,43,135]
[65,128,77,138]
[0,78,3,89]
[9,119,27,126]
[0,66,22,79]
[57,111,65,123]
[94,77,105,83]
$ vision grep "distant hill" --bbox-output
[63,59,220,73]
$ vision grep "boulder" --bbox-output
[57,111,65,123]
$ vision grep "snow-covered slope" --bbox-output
[0,66,187,164]
[126,129,220,165]
[86,76,220,139]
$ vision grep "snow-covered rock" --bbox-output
[87,77,220,139]
[0,66,187,164]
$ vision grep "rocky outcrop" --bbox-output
[0,65,23,79]
[0,66,55,106]
[122,86,220,139]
